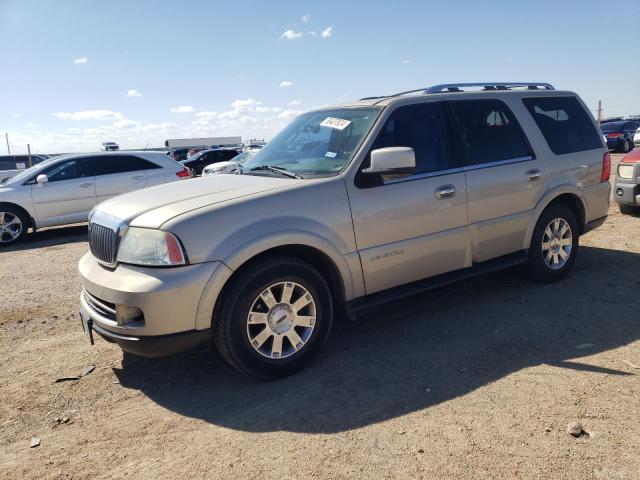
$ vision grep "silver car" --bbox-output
[79,82,611,378]
[0,151,190,245]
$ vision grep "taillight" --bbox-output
[601,152,611,182]
[605,133,622,138]
[176,167,191,179]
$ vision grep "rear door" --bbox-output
[94,155,147,203]
[30,156,97,227]
[446,99,546,262]
[347,101,469,294]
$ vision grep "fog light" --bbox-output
[116,305,143,325]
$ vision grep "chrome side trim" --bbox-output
[462,156,534,172]
[381,167,465,186]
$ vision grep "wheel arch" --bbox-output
[0,202,35,230]
[523,188,587,249]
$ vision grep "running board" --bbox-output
[345,250,529,319]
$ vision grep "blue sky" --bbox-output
[1,0,639,154]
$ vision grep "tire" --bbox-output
[527,204,579,282]
[619,203,640,216]
[622,139,632,153]
[0,206,29,246]
[213,255,333,379]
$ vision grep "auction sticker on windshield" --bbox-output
[320,117,351,130]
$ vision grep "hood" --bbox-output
[93,174,299,228]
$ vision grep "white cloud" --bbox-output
[281,29,303,40]
[302,14,311,23]
[52,110,124,121]
[25,122,39,129]
[321,26,332,38]
[113,119,140,129]
[402,59,412,64]
[195,111,218,119]
[170,105,195,113]
[126,89,142,97]
[74,57,88,64]
[231,98,260,109]
[308,31,317,37]
[279,80,294,88]
[13,113,22,117]
[288,100,301,105]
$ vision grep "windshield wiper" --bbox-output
[249,165,303,179]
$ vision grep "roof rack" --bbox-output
[360,82,555,103]
[425,82,555,93]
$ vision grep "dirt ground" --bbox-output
[1,154,639,479]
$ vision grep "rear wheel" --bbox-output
[622,139,632,153]
[0,207,28,246]
[213,255,333,379]
[527,204,579,282]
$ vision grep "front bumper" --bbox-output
[614,164,640,206]
[78,252,230,356]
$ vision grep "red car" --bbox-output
[614,148,640,215]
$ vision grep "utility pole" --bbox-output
[27,144,33,168]
[4,133,9,155]
[596,100,603,125]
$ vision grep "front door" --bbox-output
[346,101,470,295]
[30,156,96,227]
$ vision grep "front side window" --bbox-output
[42,157,92,183]
[447,99,531,166]
[242,107,380,177]
[368,102,452,174]
[523,96,601,155]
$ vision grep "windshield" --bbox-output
[242,107,380,177]
[232,151,253,164]
[1,156,68,185]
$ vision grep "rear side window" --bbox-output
[446,99,531,166]
[522,97,601,155]
[135,157,161,170]
[95,155,143,176]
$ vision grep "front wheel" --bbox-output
[527,204,579,282]
[213,255,333,379]
[622,139,632,153]
[0,207,28,246]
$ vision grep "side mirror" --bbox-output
[36,174,49,184]
[363,147,416,175]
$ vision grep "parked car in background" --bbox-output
[0,154,48,183]
[243,139,266,152]
[186,148,201,159]
[79,82,610,379]
[601,120,640,153]
[101,142,120,151]
[614,147,640,215]
[0,152,190,245]
[181,148,240,176]
[202,151,254,175]
[169,148,191,161]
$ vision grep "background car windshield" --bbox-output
[601,122,625,132]
[242,108,380,176]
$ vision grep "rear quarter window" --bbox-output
[522,97,602,155]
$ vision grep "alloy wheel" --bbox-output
[246,281,317,359]
[541,217,572,270]
[0,212,23,244]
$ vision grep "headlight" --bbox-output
[117,227,187,267]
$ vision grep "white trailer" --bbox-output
[165,137,242,149]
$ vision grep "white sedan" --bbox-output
[0,151,190,245]
[202,151,254,176]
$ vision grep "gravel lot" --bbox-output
[1,154,639,479]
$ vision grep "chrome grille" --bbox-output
[89,222,119,264]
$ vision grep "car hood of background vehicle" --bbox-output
[94,174,300,229]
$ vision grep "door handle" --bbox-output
[526,169,541,181]
[80,182,93,188]
[435,184,456,199]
